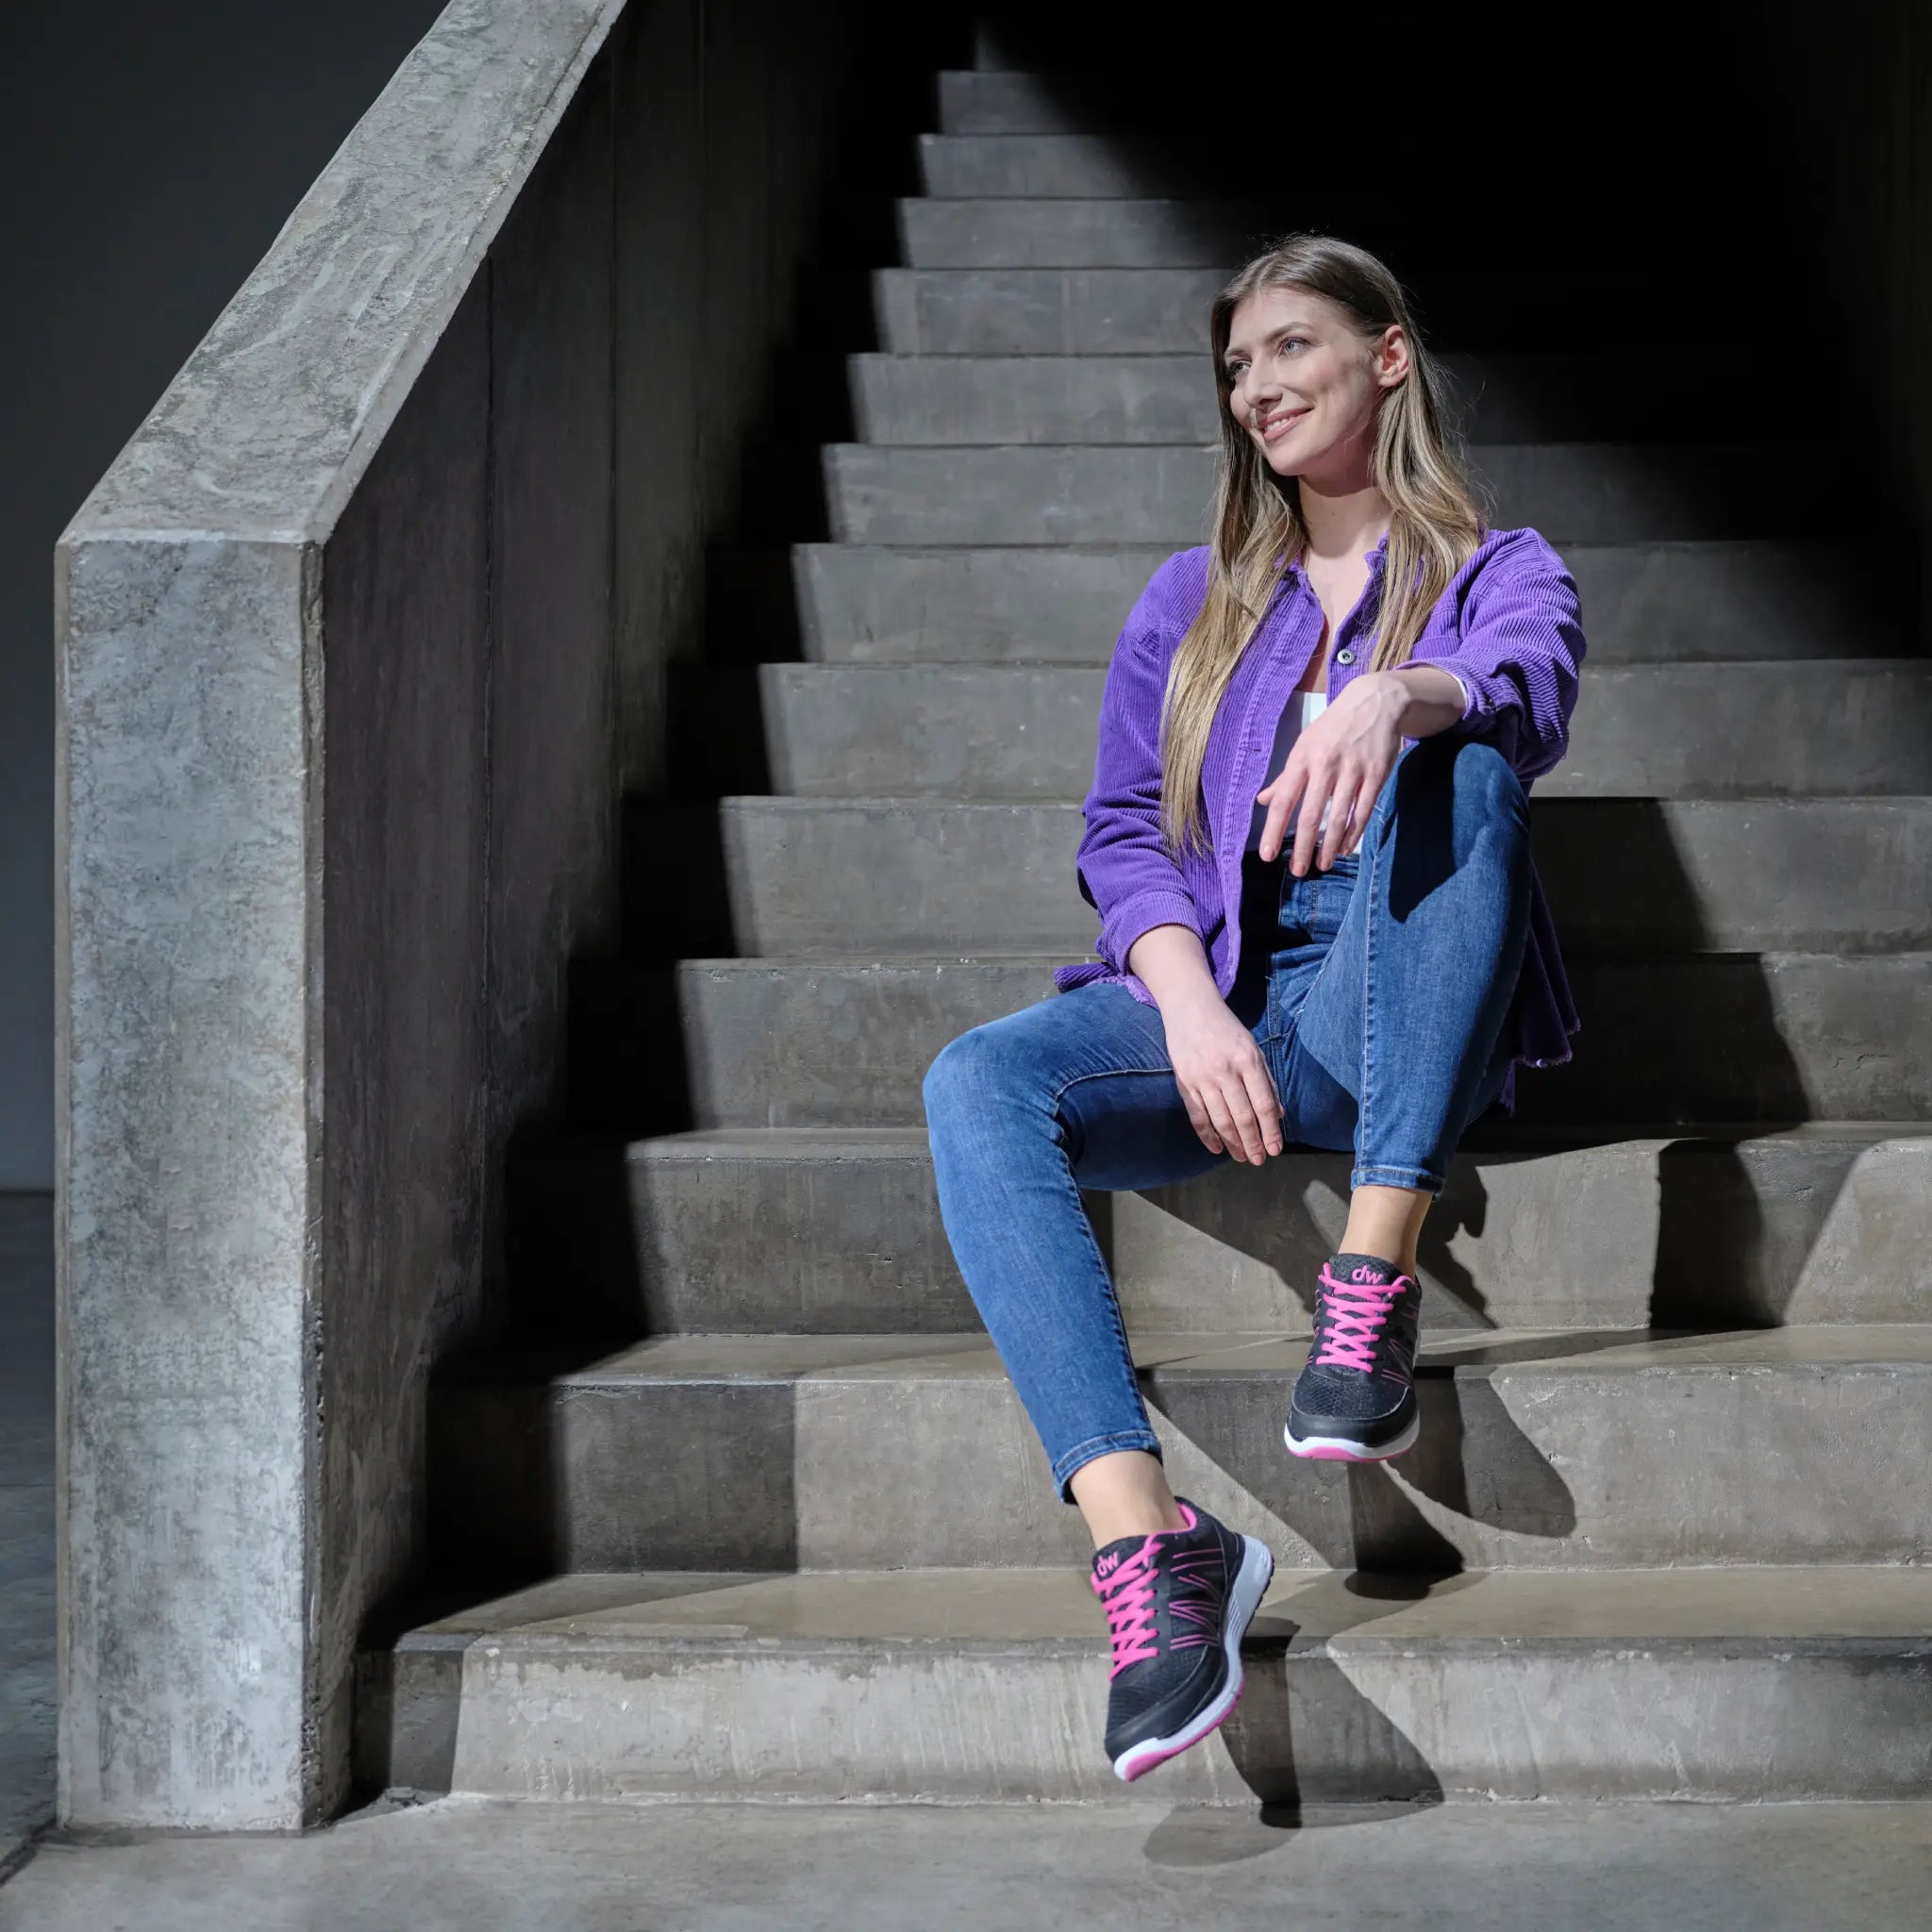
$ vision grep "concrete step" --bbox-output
[633,796,1932,959]
[838,351,1792,446]
[896,197,1274,268]
[866,267,1741,356]
[939,68,1094,135]
[891,197,1723,276]
[805,442,1840,546]
[358,1563,1932,1805]
[711,540,1915,666]
[674,662,1932,800]
[514,1124,1932,1339]
[425,1328,1932,1574]
[917,133,1222,199]
[593,952,1932,1127]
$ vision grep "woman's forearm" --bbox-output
[1124,922,1223,1012]
[1385,664,1466,738]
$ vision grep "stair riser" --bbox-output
[892,200,1677,275]
[680,798,1932,957]
[521,1133,1932,1337]
[362,1638,1932,1805]
[917,134,1223,199]
[870,269,1727,356]
[683,663,1932,801]
[662,956,1932,1126]
[845,353,1793,447]
[821,443,1829,546]
[431,1361,1932,1573]
[726,541,1910,665]
[899,199,1273,269]
[939,71,1089,135]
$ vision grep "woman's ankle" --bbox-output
[1069,1450,1188,1548]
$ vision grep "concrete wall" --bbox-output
[57,0,948,1830]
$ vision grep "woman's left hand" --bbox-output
[1254,670,1410,875]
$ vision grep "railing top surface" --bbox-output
[61,0,625,552]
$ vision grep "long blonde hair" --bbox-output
[1159,233,1491,857]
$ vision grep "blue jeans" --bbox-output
[920,734,1531,1500]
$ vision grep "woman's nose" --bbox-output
[1238,367,1279,416]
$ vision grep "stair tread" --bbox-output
[445,1324,1932,1386]
[626,1120,1932,1158]
[390,1562,1932,1650]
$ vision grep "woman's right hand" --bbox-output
[1159,986,1284,1163]
[1124,922,1283,1162]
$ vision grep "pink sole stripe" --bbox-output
[1119,1679,1246,1784]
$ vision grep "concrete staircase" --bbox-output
[357,58,1932,1807]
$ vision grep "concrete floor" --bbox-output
[4,1794,1932,1930]
[5,1190,1931,1926]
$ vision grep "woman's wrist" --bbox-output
[1362,665,1465,739]
[1124,922,1222,1013]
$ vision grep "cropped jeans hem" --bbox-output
[1351,1161,1442,1195]
[1051,1427,1164,1504]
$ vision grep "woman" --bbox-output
[920,233,1586,1784]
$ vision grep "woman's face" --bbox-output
[1222,284,1407,485]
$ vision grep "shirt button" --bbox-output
[1336,648,1356,665]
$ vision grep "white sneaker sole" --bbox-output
[1109,1533,1276,1783]
[1282,1409,1421,1462]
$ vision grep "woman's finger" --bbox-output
[1178,1080,1224,1156]
[1317,759,1367,871]
[1239,1053,1284,1156]
[1257,760,1307,863]
[1201,1082,1250,1163]
[1215,1069,1269,1164]
[1288,760,1336,875]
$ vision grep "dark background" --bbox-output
[0,1,448,1189]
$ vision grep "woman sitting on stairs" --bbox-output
[919,232,1587,1785]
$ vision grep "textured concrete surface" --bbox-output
[0,1197,53,1879]
[821,440,1829,545]
[5,1797,1929,1931]
[508,1125,1932,1339]
[355,1568,1932,1805]
[685,660,1932,799]
[55,0,627,1833]
[425,1328,1932,1574]
[51,0,949,1831]
[649,794,1932,956]
[847,348,1803,444]
[734,537,1908,663]
[639,952,1932,1126]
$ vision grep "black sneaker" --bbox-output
[1283,1252,1423,1461]
[1088,1497,1274,1783]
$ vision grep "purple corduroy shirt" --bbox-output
[1051,525,1587,1114]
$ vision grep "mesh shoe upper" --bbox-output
[1291,1252,1422,1431]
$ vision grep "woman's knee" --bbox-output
[922,1018,1046,1128]
[1397,733,1525,832]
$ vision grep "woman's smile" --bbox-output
[1256,405,1310,442]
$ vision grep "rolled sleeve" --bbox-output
[1428,529,1586,781]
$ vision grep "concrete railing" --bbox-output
[56,0,932,1829]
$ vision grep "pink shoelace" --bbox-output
[1310,1262,1410,1373]
[1091,1502,1198,1677]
